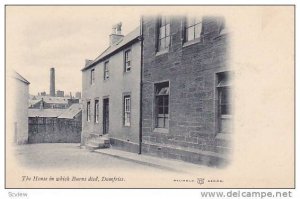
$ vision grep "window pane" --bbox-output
[158,107,164,114]
[166,36,170,48]
[166,24,170,36]
[159,27,165,38]
[221,104,229,115]
[159,39,165,50]
[163,96,169,105]
[187,27,194,41]
[220,88,230,104]
[157,96,163,106]
[195,23,202,39]
[164,106,169,114]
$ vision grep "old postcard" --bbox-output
[5,5,294,188]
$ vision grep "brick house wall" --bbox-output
[141,16,231,166]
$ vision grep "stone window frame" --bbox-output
[124,48,132,73]
[122,92,131,127]
[94,98,99,124]
[215,70,232,137]
[90,68,95,85]
[156,16,171,53]
[104,60,109,80]
[87,100,91,122]
[182,16,204,47]
[153,80,170,131]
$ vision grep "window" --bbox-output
[157,16,171,51]
[217,72,231,133]
[185,17,202,42]
[123,95,131,126]
[87,101,91,122]
[94,99,99,123]
[91,69,95,84]
[124,50,132,72]
[155,82,169,128]
[104,61,109,80]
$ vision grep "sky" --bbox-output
[6,6,231,96]
[6,6,140,95]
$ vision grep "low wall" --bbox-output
[28,115,82,143]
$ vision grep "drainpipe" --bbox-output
[138,16,144,155]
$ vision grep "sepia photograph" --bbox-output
[5,5,294,189]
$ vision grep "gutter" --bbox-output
[138,17,144,155]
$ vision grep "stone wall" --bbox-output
[28,113,82,143]
[141,16,231,166]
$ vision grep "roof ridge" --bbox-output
[82,26,140,71]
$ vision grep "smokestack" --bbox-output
[50,67,55,97]
[109,22,124,46]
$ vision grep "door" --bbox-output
[103,98,109,134]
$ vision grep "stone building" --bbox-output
[81,23,141,152]
[11,71,30,144]
[140,15,231,166]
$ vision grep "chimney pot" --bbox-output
[109,22,124,46]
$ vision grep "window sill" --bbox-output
[155,49,169,56]
[182,38,201,48]
[221,114,232,119]
[153,128,169,134]
[123,70,132,75]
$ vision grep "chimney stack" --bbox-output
[109,22,124,46]
[50,67,55,97]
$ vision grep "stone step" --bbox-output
[89,141,107,148]
[86,137,110,151]
[85,143,101,151]
[92,137,110,144]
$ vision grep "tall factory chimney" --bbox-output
[50,67,55,97]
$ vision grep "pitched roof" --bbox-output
[58,104,82,119]
[32,96,69,104]
[28,109,64,118]
[82,26,140,71]
[13,71,30,84]
[28,99,42,107]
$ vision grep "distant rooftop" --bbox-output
[28,103,82,118]
[28,109,64,118]
[58,104,82,119]
[13,71,30,84]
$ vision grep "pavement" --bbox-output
[93,147,213,174]
[13,143,214,174]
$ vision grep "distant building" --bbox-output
[56,90,64,97]
[28,104,82,143]
[81,23,141,152]
[29,96,69,109]
[11,71,30,144]
[40,91,46,96]
[75,92,81,99]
